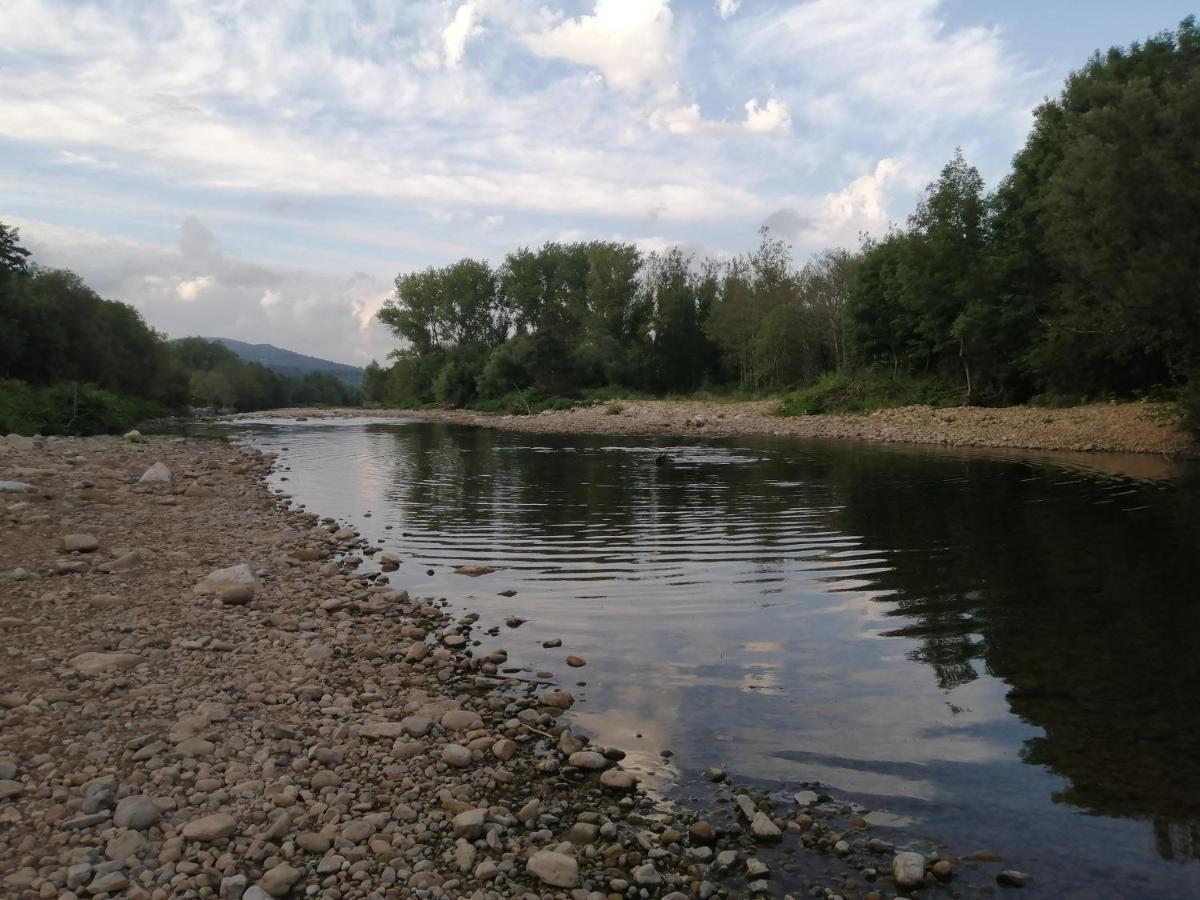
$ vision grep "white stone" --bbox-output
[137,461,171,483]
[193,563,260,597]
[893,851,926,889]
[526,850,579,888]
[567,750,607,770]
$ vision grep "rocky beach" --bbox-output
[227,399,1199,458]
[1,432,1027,899]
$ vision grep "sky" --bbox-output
[1,1,1193,365]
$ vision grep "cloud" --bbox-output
[761,208,812,239]
[716,0,741,20]
[525,0,677,95]
[443,1,485,67]
[737,0,1032,130]
[743,97,791,133]
[176,275,212,302]
[801,158,908,247]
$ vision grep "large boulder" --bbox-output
[193,564,260,599]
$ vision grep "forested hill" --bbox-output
[207,338,363,384]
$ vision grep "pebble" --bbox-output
[997,870,1031,887]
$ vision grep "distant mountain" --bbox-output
[208,337,363,384]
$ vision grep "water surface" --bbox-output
[231,418,1200,897]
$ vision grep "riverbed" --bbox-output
[226,415,1200,898]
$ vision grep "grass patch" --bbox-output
[779,372,963,416]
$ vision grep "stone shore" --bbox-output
[231,399,1199,458]
[1,433,1015,899]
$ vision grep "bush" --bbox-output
[0,379,162,435]
[1178,376,1200,436]
[779,371,962,416]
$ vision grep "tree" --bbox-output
[0,222,31,273]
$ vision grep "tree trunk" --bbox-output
[959,334,973,405]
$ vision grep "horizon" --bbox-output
[2,0,1193,364]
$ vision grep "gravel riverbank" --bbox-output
[230,400,1198,458]
[2,434,1020,899]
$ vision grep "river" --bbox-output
[225,416,1200,897]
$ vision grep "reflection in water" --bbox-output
[231,419,1200,896]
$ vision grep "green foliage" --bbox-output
[779,372,961,416]
[1,223,32,273]
[0,379,162,436]
[1177,375,1200,436]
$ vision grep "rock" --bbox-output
[220,585,256,606]
[400,715,433,736]
[632,863,662,886]
[893,852,926,889]
[124,429,145,442]
[440,709,483,731]
[702,767,726,782]
[296,832,331,853]
[98,550,143,573]
[566,821,599,844]
[0,481,33,493]
[542,638,562,648]
[359,722,406,739]
[61,533,99,552]
[113,795,160,830]
[600,769,637,791]
[69,651,141,675]
[0,779,23,799]
[962,849,1003,862]
[750,811,781,840]
[137,461,171,483]
[565,655,587,667]
[452,808,487,839]
[793,790,819,805]
[997,870,1031,888]
[746,858,769,877]
[538,689,574,709]
[442,744,472,767]
[88,871,130,894]
[527,850,579,888]
[567,750,606,770]
[105,829,146,860]
[932,859,953,880]
[492,738,517,761]
[182,812,238,841]
[734,794,757,819]
[474,859,498,880]
[454,564,500,576]
[193,563,260,598]
[258,863,302,896]
[690,820,716,843]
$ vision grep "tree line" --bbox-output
[372,19,1200,420]
[0,226,359,434]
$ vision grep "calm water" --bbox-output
[230,418,1200,897]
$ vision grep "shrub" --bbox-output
[0,379,162,435]
[779,371,961,416]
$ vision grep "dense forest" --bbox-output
[370,19,1200,422]
[0,226,359,434]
